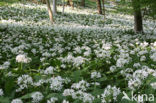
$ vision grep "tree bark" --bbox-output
[67,0,74,9]
[53,0,57,15]
[62,0,65,14]
[132,0,143,32]
[102,0,105,18]
[81,0,85,7]
[46,0,54,23]
[97,0,102,14]
[69,0,74,9]
[41,0,46,4]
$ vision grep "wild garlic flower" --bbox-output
[128,78,142,90]
[11,99,23,103]
[49,76,64,91]
[116,58,129,67]
[0,89,4,96]
[133,63,141,68]
[33,79,45,87]
[17,74,33,85]
[73,56,86,67]
[47,97,58,103]
[63,89,75,96]
[101,85,121,102]
[16,75,33,92]
[150,52,156,61]
[62,100,69,103]
[110,65,116,72]
[31,92,44,103]
[150,82,156,89]
[16,54,31,63]
[71,80,90,91]
[0,61,10,70]
[44,66,55,75]
[91,71,101,79]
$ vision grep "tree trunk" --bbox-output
[46,0,54,23]
[69,0,74,9]
[53,0,57,15]
[81,0,85,7]
[97,0,102,14]
[41,0,46,4]
[102,0,105,18]
[62,0,65,14]
[132,0,143,32]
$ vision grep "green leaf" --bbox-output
[0,97,10,103]
[20,92,35,99]
[4,78,15,96]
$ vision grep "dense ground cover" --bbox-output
[0,2,156,103]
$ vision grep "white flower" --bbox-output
[101,85,120,102]
[42,52,51,57]
[128,78,142,90]
[151,82,156,89]
[91,71,101,78]
[63,89,75,96]
[150,52,156,61]
[71,80,90,91]
[61,64,66,69]
[73,56,86,67]
[11,99,23,103]
[133,63,141,68]
[140,56,146,61]
[102,43,111,50]
[33,79,45,87]
[110,66,116,72]
[62,100,69,103]
[84,51,91,56]
[116,58,129,67]
[74,46,82,53]
[16,54,31,63]
[47,97,58,103]
[82,92,94,103]
[3,61,10,67]
[17,74,33,85]
[31,92,44,103]
[0,89,3,96]
[92,81,101,85]
[49,76,64,91]
[44,66,55,75]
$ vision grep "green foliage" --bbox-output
[0,0,20,6]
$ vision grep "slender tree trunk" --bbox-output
[46,0,54,23]
[69,0,74,9]
[102,0,105,18]
[53,0,57,15]
[62,0,65,14]
[81,0,85,7]
[97,0,102,14]
[132,0,143,32]
[41,0,46,4]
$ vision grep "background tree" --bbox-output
[53,0,57,14]
[132,0,143,32]
[62,0,65,14]
[41,0,46,3]
[97,0,102,14]
[46,0,54,23]
[67,0,74,8]
[102,0,105,18]
[81,0,85,7]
